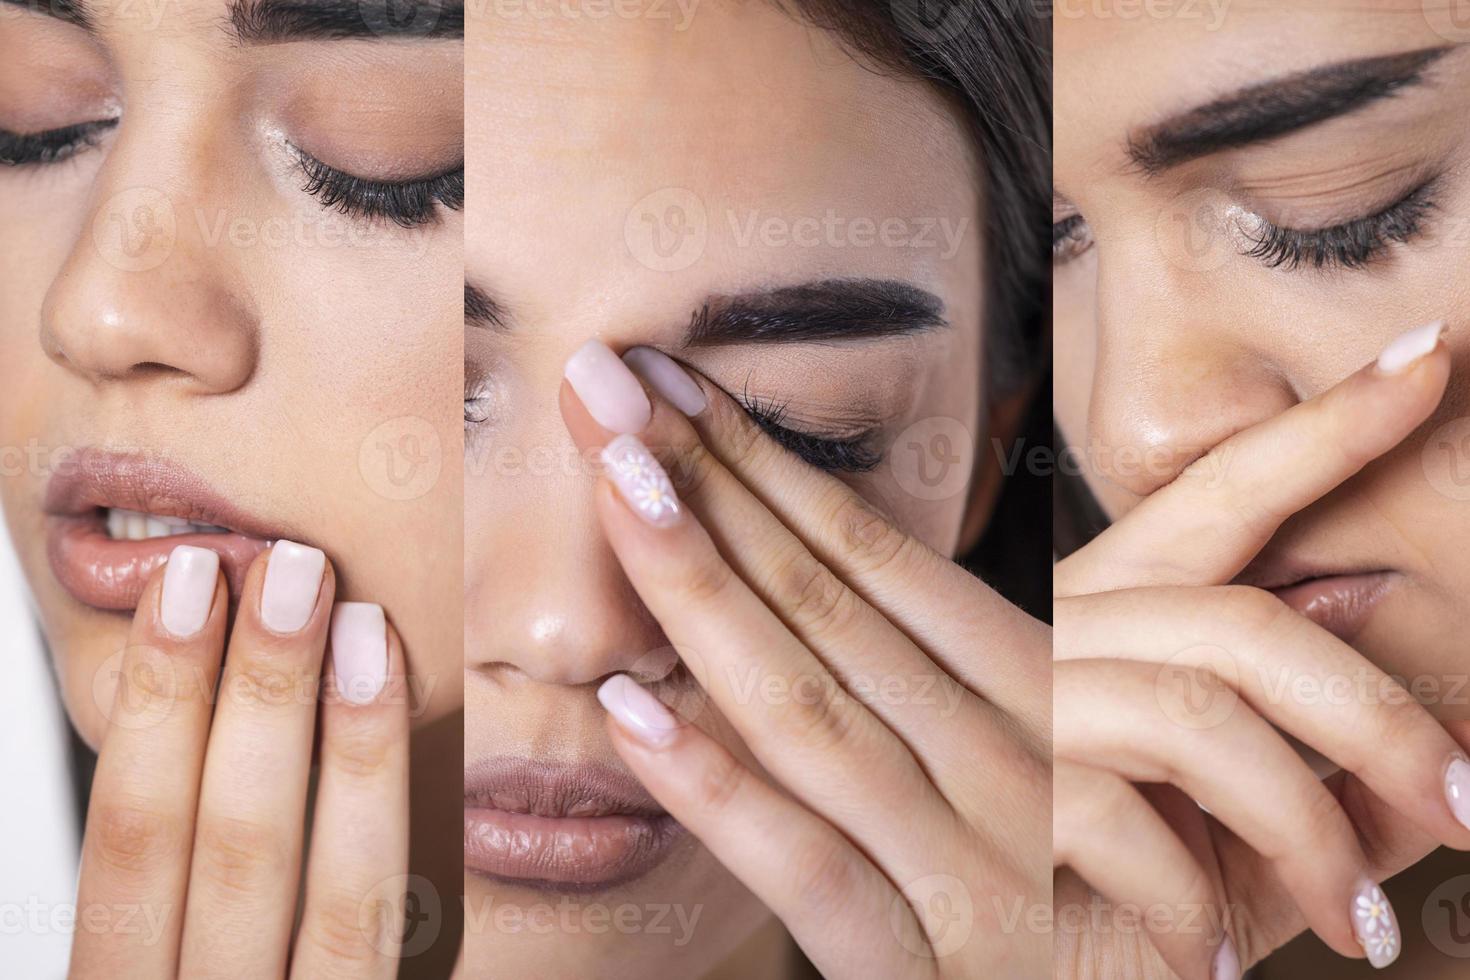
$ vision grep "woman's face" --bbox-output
[465,3,985,974]
[0,0,465,748]
[1054,5,1470,700]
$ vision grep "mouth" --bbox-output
[1237,560,1399,644]
[464,757,687,892]
[43,449,288,611]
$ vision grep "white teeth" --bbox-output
[103,508,230,541]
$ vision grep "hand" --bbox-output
[558,343,1051,978]
[1053,323,1461,978]
[70,542,409,979]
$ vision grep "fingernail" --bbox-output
[159,545,219,638]
[1376,320,1443,374]
[565,339,652,433]
[1351,880,1400,968]
[1212,935,1239,980]
[1446,757,1470,830]
[260,540,326,634]
[330,602,387,705]
[623,347,707,416]
[597,674,679,746]
[601,434,682,527]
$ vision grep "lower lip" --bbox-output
[1270,572,1396,643]
[463,805,684,891]
[45,513,268,611]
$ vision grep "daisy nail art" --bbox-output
[601,434,682,527]
[1352,881,1400,968]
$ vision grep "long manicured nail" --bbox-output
[1376,320,1443,374]
[598,674,679,746]
[1212,935,1239,980]
[564,339,652,433]
[159,545,219,638]
[330,602,387,705]
[623,347,707,416]
[1351,880,1400,968]
[601,433,682,527]
[260,540,326,634]
[1446,757,1470,830]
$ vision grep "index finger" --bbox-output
[1056,321,1449,597]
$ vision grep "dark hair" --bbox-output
[782,0,1053,617]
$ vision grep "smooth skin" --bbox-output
[558,358,1051,978]
[1053,335,1464,978]
[69,545,409,979]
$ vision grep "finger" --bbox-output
[291,611,407,980]
[1054,760,1232,980]
[1055,658,1388,963]
[178,541,334,978]
[581,435,950,881]
[619,345,1048,725]
[71,547,227,980]
[559,354,996,783]
[1056,322,1448,596]
[1057,586,1470,853]
[595,674,942,980]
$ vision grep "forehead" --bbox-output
[1055,0,1457,176]
[467,0,981,345]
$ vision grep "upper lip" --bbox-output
[43,447,282,540]
[1232,556,1391,592]
[464,757,665,819]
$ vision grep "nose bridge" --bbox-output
[469,410,669,687]
[1088,247,1296,499]
[39,90,259,393]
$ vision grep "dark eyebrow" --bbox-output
[229,0,462,44]
[465,284,505,330]
[1128,46,1453,174]
[0,0,90,28]
[683,279,947,348]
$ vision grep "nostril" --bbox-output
[128,361,185,378]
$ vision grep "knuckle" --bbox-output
[89,801,185,876]
[776,681,861,756]
[830,492,909,576]
[322,722,396,779]
[767,549,856,636]
[689,749,749,816]
[117,648,201,707]
[304,887,381,969]
[193,814,287,896]
[675,552,735,606]
[1211,585,1290,634]
[664,438,717,500]
[788,833,859,919]
[224,650,309,710]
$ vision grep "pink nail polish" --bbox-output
[601,433,682,527]
[1376,320,1443,374]
[623,347,707,416]
[564,339,652,433]
[1351,880,1399,968]
[1212,935,1239,980]
[260,540,325,634]
[1446,758,1470,830]
[330,602,387,705]
[159,545,218,638]
[597,674,679,745]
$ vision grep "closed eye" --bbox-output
[0,119,117,167]
[293,145,463,229]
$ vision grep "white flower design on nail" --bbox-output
[1367,930,1397,960]
[1355,885,1391,935]
[602,434,681,526]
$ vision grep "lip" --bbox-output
[43,448,286,611]
[1236,559,1398,643]
[464,757,686,891]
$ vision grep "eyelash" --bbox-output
[1052,214,1094,264]
[0,120,117,167]
[740,394,882,473]
[1243,179,1437,270]
[295,147,464,229]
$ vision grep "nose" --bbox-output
[39,126,258,394]
[466,409,676,688]
[1087,257,1296,500]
